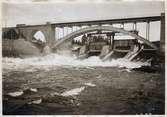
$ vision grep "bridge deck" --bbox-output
[2,16,162,29]
[53,16,161,27]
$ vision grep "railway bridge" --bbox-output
[2,13,165,58]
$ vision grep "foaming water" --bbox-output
[2,53,150,70]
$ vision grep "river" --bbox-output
[2,54,165,115]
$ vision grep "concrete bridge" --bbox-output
[2,13,165,57]
[52,26,158,50]
[3,22,56,47]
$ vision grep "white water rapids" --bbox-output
[3,53,150,71]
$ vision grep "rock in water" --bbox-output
[28,98,42,104]
[30,88,38,92]
[61,87,85,97]
[84,82,96,87]
[7,91,24,97]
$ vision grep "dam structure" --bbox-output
[2,2,165,115]
[2,13,165,61]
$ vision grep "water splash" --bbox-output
[2,53,150,70]
[61,87,85,97]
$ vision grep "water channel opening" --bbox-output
[70,30,140,60]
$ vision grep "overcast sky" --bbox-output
[2,1,165,26]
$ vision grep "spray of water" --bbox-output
[3,53,150,71]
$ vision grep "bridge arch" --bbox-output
[52,26,158,50]
[17,24,55,47]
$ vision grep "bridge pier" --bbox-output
[146,21,150,40]
[16,22,56,51]
[110,33,115,50]
[45,22,56,48]
[133,22,137,31]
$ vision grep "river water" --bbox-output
[2,54,165,115]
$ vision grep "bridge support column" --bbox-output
[55,27,58,40]
[71,26,73,32]
[111,33,115,50]
[62,27,65,38]
[44,23,56,48]
[133,22,137,31]
[120,23,124,29]
[146,21,150,40]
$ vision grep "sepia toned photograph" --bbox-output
[1,0,165,115]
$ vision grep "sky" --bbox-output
[2,1,164,26]
[1,1,165,41]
